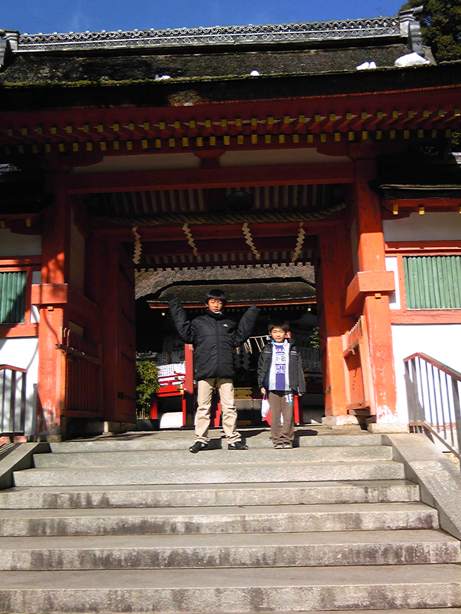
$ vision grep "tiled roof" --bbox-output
[16,16,403,52]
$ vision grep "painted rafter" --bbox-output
[0,87,460,157]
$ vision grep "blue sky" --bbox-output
[3,1,405,34]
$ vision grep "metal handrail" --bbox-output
[0,364,26,373]
[0,364,27,438]
[404,352,461,468]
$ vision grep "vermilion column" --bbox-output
[37,177,70,440]
[318,225,355,423]
[353,157,397,422]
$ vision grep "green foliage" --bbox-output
[136,360,159,417]
[401,0,461,61]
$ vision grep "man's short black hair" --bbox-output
[206,288,227,304]
[268,321,290,333]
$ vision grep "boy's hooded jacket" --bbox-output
[257,340,306,394]
[169,297,259,380]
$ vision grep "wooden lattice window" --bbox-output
[0,271,28,324]
[403,255,461,310]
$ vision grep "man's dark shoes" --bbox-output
[189,441,209,454]
[228,441,248,450]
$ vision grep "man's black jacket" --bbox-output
[169,297,259,380]
[257,340,306,394]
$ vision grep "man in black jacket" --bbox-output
[169,289,259,452]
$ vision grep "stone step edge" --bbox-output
[0,478,419,493]
[0,501,436,517]
[5,612,461,614]
[8,612,460,614]
[0,481,421,509]
[0,528,455,547]
[0,563,460,613]
[1,529,458,569]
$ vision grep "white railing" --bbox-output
[404,352,461,468]
[0,364,27,438]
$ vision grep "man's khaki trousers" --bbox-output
[195,378,240,444]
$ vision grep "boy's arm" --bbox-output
[168,296,194,344]
[257,350,266,391]
[297,353,306,395]
[234,306,259,346]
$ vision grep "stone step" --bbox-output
[13,460,405,487]
[33,445,393,468]
[0,502,438,537]
[0,564,459,612]
[0,480,420,509]
[0,529,458,571]
[50,431,383,453]
[206,611,461,614]
[213,608,461,614]
[7,612,461,614]
[7,611,461,614]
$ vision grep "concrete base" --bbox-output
[368,422,409,434]
[104,421,137,436]
[322,415,360,428]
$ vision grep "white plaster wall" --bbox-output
[0,230,41,256]
[384,212,461,242]
[0,337,39,435]
[392,324,461,423]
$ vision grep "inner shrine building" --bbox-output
[0,8,460,439]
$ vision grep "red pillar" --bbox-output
[318,225,355,424]
[353,157,397,423]
[37,177,70,440]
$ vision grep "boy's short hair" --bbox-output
[268,321,290,333]
[206,288,227,304]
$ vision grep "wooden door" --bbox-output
[100,241,137,425]
[115,244,137,422]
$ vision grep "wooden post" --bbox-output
[353,157,397,423]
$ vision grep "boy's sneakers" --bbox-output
[228,441,248,450]
[274,443,284,449]
[189,441,209,454]
[274,442,293,449]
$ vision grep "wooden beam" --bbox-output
[31,283,68,306]
[384,197,461,209]
[67,163,354,194]
[345,271,395,316]
[0,324,38,338]
[94,218,337,239]
[148,298,317,309]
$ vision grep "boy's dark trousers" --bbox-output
[268,391,294,444]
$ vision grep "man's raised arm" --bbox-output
[168,296,194,344]
[234,305,259,346]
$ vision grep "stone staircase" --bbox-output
[0,428,460,613]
